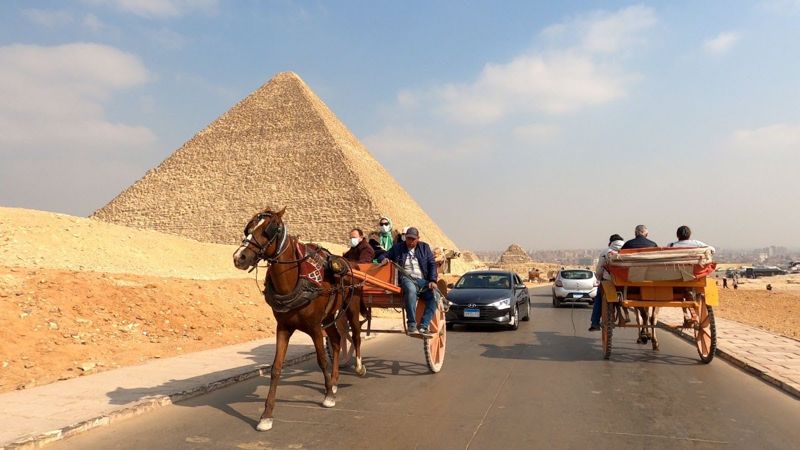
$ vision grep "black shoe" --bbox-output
[588,325,601,332]
[418,325,430,336]
[407,324,418,335]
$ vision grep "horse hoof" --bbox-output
[332,385,338,395]
[322,396,336,408]
[256,418,273,432]
[355,365,367,377]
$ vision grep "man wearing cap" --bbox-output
[378,227,438,335]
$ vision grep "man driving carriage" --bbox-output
[378,227,438,335]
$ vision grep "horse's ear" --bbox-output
[277,206,286,217]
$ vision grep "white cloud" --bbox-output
[22,9,74,27]
[542,5,657,54]
[82,0,219,18]
[703,32,740,55]
[409,5,655,124]
[436,51,634,122]
[512,123,560,143]
[732,123,800,151]
[0,43,155,156]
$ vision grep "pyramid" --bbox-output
[92,72,458,250]
[498,244,532,265]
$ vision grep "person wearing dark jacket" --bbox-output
[378,227,438,335]
[343,228,374,263]
[621,225,658,249]
[367,232,386,261]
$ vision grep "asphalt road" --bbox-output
[55,287,800,450]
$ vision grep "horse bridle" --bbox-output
[241,212,289,263]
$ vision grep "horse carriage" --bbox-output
[600,247,718,363]
[327,263,447,373]
[232,207,447,432]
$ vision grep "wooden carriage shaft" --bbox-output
[348,269,402,294]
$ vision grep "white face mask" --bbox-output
[350,237,360,248]
[380,224,391,233]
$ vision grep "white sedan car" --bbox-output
[552,269,598,307]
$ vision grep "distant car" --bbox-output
[445,270,531,330]
[552,269,598,307]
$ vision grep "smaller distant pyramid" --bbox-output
[499,244,532,265]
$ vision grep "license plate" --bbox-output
[571,293,584,298]
[464,308,480,318]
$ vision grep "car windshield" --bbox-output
[455,273,511,289]
[560,270,593,280]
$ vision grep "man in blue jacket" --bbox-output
[378,227,438,335]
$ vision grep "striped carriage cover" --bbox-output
[606,247,716,283]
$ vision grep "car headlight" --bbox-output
[488,298,511,309]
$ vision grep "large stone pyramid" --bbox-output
[92,72,457,250]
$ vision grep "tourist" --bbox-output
[377,216,396,252]
[343,228,374,263]
[589,234,624,331]
[367,231,386,261]
[667,225,715,253]
[621,225,658,249]
[378,227,438,335]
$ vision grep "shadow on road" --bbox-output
[477,330,699,365]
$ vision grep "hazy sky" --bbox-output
[1,1,798,250]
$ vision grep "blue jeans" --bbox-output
[591,286,603,327]
[400,276,437,328]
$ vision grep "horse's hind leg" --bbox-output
[310,328,336,408]
[651,308,660,351]
[348,299,366,377]
[258,325,293,431]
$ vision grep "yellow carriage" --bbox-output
[601,247,718,363]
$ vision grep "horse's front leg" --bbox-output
[311,327,336,408]
[326,320,342,394]
[258,325,293,431]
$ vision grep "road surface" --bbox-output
[54,287,800,449]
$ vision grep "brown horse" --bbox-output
[232,207,366,432]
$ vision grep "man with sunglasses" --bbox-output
[378,227,438,335]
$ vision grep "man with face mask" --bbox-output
[377,217,396,252]
[343,228,374,263]
[378,227,438,335]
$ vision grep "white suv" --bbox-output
[552,269,598,307]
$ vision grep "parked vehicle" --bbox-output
[445,270,530,330]
[552,269,598,307]
[745,267,787,278]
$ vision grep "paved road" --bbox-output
[55,287,800,450]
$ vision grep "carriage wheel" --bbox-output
[601,297,613,360]
[694,297,716,364]
[325,319,354,368]
[423,302,446,373]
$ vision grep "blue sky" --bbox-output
[1,1,798,250]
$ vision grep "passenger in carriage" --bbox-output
[377,217,397,252]
[621,225,658,249]
[343,228,375,263]
[589,234,624,331]
[367,232,386,261]
[378,227,438,335]
[667,225,715,254]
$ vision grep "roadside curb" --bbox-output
[657,322,800,400]
[3,334,379,450]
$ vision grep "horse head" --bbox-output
[233,206,287,270]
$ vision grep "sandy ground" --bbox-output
[0,207,350,393]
